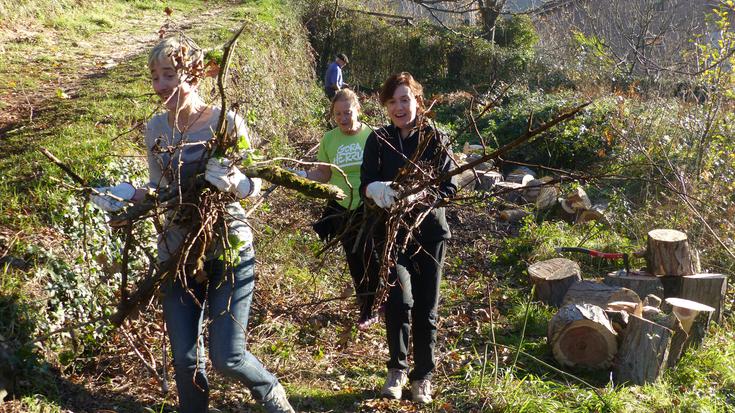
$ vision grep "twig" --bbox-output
[39,147,88,186]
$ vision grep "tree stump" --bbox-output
[614,314,673,385]
[528,258,582,307]
[646,229,695,276]
[563,280,641,308]
[659,273,727,323]
[548,303,617,369]
[604,270,663,302]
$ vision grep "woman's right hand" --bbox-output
[91,182,136,212]
[365,181,398,209]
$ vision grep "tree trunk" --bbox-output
[604,270,664,302]
[478,0,506,39]
[614,314,672,385]
[528,258,581,307]
[659,273,727,324]
[547,303,617,369]
[563,280,641,308]
[646,229,695,276]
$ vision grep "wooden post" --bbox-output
[646,229,695,276]
[604,270,664,302]
[548,304,618,369]
[563,280,641,308]
[614,314,672,385]
[528,258,581,307]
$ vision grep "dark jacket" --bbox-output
[360,123,457,242]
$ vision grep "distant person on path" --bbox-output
[361,72,457,404]
[293,89,379,329]
[324,53,349,99]
[90,36,294,413]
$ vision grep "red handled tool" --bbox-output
[555,247,630,274]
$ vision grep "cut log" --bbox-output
[659,273,727,324]
[493,181,524,203]
[664,314,688,367]
[605,309,629,334]
[456,168,478,192]
[528,258,582,307]
[476,171,504,191]
[506,166,537,184]
[664,297,714,348]
[615,314,672,385]
[535,184,559,211]
[604,270,664,302]
[548,303,617,369]
[563,280,641,308]
[646,229,695,276]
[499,208,531,223]
[643,293,662,308]
[561,187,592,212]
[576,203,609,225]
[523,176,554,203]
[466,154,495,171]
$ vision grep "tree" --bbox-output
[402,0,509,39]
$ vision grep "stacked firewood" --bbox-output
[528,229,727,385]
[454,151,608,226]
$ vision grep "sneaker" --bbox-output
[356,313,379,330]
[411,379,432,404]
[262,383,295,413]
[381,369,408,399]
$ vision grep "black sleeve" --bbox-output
[360,131,381,198]
[434,131,458,201]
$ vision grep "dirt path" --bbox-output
[0,6,230,130]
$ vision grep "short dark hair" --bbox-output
[336,53,349,64]
[378,72,424,112]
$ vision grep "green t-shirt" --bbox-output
[317,124,371,210]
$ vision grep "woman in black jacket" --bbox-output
[360,72,457,404]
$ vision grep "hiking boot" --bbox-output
[262,383,295,413]
[381,369,407,399]
[411,379,432,404]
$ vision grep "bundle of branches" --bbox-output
[354,99,592,315]
[43,28,345,330]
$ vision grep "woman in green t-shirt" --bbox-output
[301,89,379,329]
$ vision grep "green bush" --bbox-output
[301,0,538,93]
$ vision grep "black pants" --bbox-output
[384,238,446,381]
[314,202,378,320]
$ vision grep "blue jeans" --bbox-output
[162,245,278,413]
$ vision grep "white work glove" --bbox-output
[91,182,136,212]
[365,181,398,209]
[205,158,261,198]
